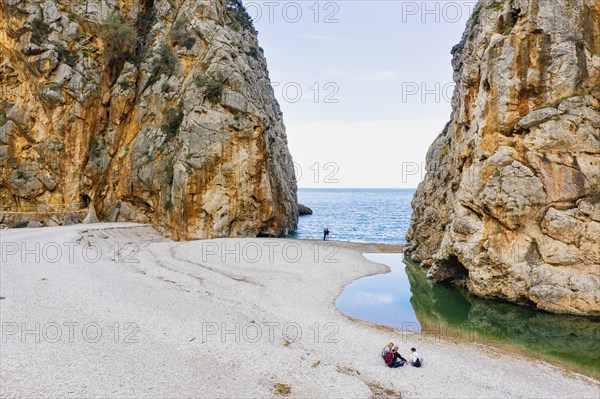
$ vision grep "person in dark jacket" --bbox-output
[323,228,330,241]
[390,346,407,368]
[384,345,406,368]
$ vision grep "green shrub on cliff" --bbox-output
[226,0,256,33]
[100,13,136,65]
[54,43,80,67]
[150,43,177,83]
[0,100,12,125]
[248,46,260,60]
[470,3,483,28]
[194,72,224,104]
[161,105,184,139]
[135,8,155,41]
[101,12,136,83]
[48,82,61,91]
[438,143,449,161]
[119,80,133,90]
[30,18,50,46]
[89,138,104,158]
[169,18,196,50]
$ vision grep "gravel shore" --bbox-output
[1,223,598,398]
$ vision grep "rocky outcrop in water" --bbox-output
[406,0,600,316]
[0,0,298,239]
[297,203,312,216]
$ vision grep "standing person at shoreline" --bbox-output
[323,227,330,241]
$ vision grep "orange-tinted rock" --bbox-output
[0,0,298,238]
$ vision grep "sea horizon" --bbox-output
[294,188,415,245]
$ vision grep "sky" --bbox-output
[250,0,479,188]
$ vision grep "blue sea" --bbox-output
[291,188,415,245]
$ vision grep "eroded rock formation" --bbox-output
[406,0,600,316]
[0,0,298,239]
[297,203,312,216]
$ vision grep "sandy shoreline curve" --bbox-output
[1,223,598,398]
[296,239,403,254]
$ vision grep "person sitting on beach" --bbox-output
[384,346,406,368]
[408,347,423,367]
[390,346,407,368]
[384,348,395,367]
[381,342,393,359]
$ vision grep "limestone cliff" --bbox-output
[406,0,600,316]
[0,0,298,239]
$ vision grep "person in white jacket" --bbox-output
[409,347,423,367]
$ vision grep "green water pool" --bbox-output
[336,253,600,378]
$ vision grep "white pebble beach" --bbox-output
[1,223,598,398]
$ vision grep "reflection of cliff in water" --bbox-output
[404,259,600,376]
[405,259,471,328]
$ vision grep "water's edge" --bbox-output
[294,189,415,245]
[336,253,600,380]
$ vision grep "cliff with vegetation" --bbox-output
[406,0,599,316]
[0,0,298,239]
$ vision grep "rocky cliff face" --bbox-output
[406,0,600,316]
[0,0,298,239]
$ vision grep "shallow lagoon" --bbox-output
[336,253,600,378]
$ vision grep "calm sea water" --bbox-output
[291,188,415,244]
